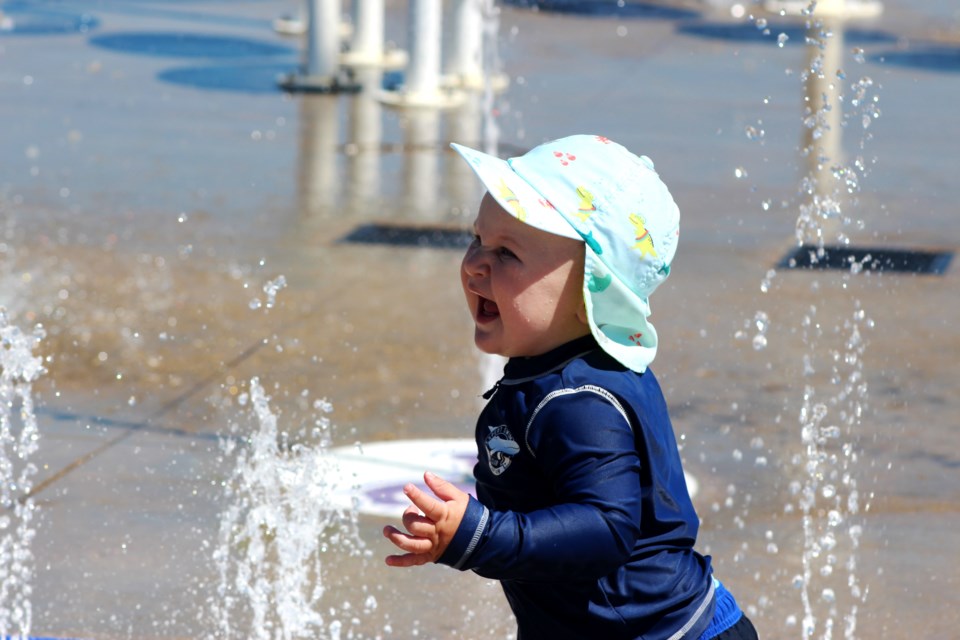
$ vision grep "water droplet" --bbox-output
[812,403,828,422]
[821,425,841,439]
[752,334,768,350]
[745,124,765,141]
[734,166,748,179]
[777,33,789,47]
[262,275,287,309]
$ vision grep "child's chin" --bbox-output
[473,336,506,357]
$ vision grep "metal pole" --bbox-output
[446,0,483,83]
[280,0,361,92]
[406,0,442,97]
[305,0,339,81]
[800,18,846,243]
[376,0,463,107]
[349,0,384,63]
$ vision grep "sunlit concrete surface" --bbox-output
[1,0,958,637]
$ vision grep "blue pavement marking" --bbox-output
[88,31,295,58]
[0,3,100,35]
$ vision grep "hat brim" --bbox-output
[450,143,582,241]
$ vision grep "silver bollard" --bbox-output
[379,0,464,107]
[443,0,509,92]
[342,0,408,68]
[279,0,359,92]
[446,0,484,84]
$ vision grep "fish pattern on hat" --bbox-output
[451,134,680,373]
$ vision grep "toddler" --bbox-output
[383,135,758,640]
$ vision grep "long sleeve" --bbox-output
[439,388,644,581]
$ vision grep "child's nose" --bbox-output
[461,244,490,277]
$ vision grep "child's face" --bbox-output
[461,193,589,358]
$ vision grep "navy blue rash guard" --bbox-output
[438,335,716,640]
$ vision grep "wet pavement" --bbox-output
[1,0,959,638]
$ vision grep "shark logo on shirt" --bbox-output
[485,424,520,476]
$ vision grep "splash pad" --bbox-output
[1,0,958,637]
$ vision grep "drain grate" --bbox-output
[340,223,473,249]
[779,245,954,275]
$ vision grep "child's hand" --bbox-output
[382,471,469,567]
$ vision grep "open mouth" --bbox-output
[477,297,500,321]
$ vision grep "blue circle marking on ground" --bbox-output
[88,31,295,58]
[328,438,698,518]
[158,62,296,94]
[0,5,99,36]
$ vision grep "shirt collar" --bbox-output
[501,334,600,384]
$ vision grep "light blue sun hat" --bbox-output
[451,134,680,373]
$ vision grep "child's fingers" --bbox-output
[382,525,436,567]
[401,506,435,536]
[382,525,434,554]
[402,482,446,521]
[384,551,431,568]
[422,471,465,502]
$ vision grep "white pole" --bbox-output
[406,0,442,98]
[305,0,339,81]
[446,0,483,83]
[349,0,384,63]
[377,0,463,107]
[800,18,846,242]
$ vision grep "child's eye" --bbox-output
[497,247,517,260]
